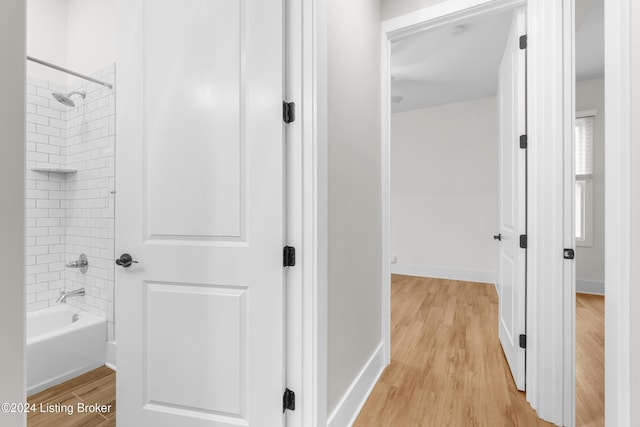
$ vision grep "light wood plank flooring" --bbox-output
[354,275,604,427]
[576,293,605,427]
[27,365,115,427]
[25,279,603,426]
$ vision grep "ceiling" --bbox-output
[391,0,604,113]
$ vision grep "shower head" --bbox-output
[52,91,86,107]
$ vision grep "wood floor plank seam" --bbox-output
[68,391,110,422]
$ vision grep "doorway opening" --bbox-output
[24,0,116,393]
[574,0,605,425]
[382,3,608,423]
[367,2,538,424]
[24,0,117,424]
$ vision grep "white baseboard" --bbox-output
[576,279,605,295]
[27,362,104,396]
[327,342,385,427]
[391,264,496,285]
[106,341,116,370]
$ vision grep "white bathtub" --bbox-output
[27,304,106,396]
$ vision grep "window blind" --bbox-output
[575,116,594,176]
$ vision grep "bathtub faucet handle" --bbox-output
[65,253,89,274]
[65,260,87,268]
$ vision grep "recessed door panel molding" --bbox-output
[144,282,246,418]
[143,0,246,242]
[500,50,516,230]
[499,253,515,342]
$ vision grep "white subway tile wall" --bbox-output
[25,65,116,342]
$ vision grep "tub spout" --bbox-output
[56,288,85,304]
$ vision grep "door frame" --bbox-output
[109,0,329,425]
[380,0,526,366]
[380,0,575,425]
[287,0,328,426]
[603,1,632,425]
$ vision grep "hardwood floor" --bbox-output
[355,275,604,427]
[576,293,605,427]
[23,281,603,426]
[27,366,115,427]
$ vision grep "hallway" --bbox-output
[355,275,558,426]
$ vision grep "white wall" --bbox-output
[27,0,68,85]
[575,78,604,292]
[27,0,115,86]
[381,0,446,20]
[66,0,116,78]
[327,0,382,419]
[390,97,498,283]
[0,0,26,425]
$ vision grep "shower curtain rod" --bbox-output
[27,56,113,89]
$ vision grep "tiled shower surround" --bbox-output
[26,64,116,342]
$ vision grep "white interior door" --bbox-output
[115,1,285,425]
[497,7,527,391]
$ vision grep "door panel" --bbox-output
[497,7,526,391]
[144,0,243,240]
[500,252,515,337]
[145,282,246,416]
[115,0,284,425]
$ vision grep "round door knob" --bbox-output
[493,234,502,241]
[115,253,138,267]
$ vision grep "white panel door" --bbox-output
[497,7,526,391]
[115,1,285,426]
